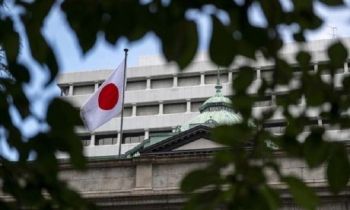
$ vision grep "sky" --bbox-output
[1,1,350,158]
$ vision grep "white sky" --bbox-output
[1,1,350,158]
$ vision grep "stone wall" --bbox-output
[53,154,348,209]
[58,155,330,194]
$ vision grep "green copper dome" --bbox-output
[180,75,252,131]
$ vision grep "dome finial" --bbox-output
[215,66,222,93]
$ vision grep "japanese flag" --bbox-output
[81,59,125,132]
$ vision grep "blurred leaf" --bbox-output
[327,42,348,68]
[259,185,281,210]
[303,129,330,168]
[210,15,236,67]
[212,124,252,147]
[319,0,344,6]
[162,20,198,69]
[47,98,83,129]
[183,188,222,210]
[181,168,221,193]
[282,176,320,209]
[327,144,350,194]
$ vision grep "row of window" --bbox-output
[80,118,345,146]
[263,119,342,134]
[116,94,303,117]
[61,73,230,96]
[61,62,350,96]
[80,130,172,146]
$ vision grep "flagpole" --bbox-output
[118,49,128,158]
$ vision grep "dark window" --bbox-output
[60,86,69,96]
[264,121,287,134]
[291,65,314,73]
[275,93,301,105]
[122,132,145,144]
[318,62,344,75]
[254,95,272,107]
[322,119,340,131]
[150,130,172,135]
[260,69,273,81]
[305,119,320,131]
[95,134,118,145]
[79,135,91,147]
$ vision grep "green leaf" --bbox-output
[327,42,348,68]
[209,15,236,67]
[259,185,281,210]
[47,98,83,129]
[212,124,252,147]
[282,176,320,209]
[162,20,198,70]
[303,129,330,168]
[183,188,222,210]
[319,0,344,6]
[181,168,220,193]
[327,144,350,194]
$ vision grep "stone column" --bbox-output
[144,129,149,140]
[146,77,151,90]
[68,83,73,96]
[173,74,178,88]
[186,99,191,113]
[344,62,349,73]
[135,163,152,190]
[256,68,261,80]
[90,134,95,147]
[94,82,99,92]
[300,95,306,105]
[314,63,318,72]
[132,104,137,117]
[228,71,233,83]
[200,73,205,86]
[271,94,276,106]
[159,101,163,115]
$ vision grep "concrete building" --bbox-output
[57,38,350,158]
[51,38,350,209]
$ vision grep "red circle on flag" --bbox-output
[98,83,119,110]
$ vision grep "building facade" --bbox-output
[39,38,350,209]
[57,38,350,158]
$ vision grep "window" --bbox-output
[95,134,118,146]
[136,105,159,116]
[264,121,287,134]
[291,65,314,73]
[178,75,200,87]
[122,132,145,144]
[204,73,228,84]
[191,101,205,112]
[151,78,173,89]
[150,130,172,135]
[322,119,340,131]
[261,69,273,81]
[116,106,132,117]
[164,103,186,114]
[318,62,344,75]
[305,119,319,131]
[79,135,91,147]
[126,80,147,91]
[275,93,301,105]
[254,95,272,107]
[73,84,94,95]
[60,86,69,96]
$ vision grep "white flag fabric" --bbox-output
[81,59,125,132]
